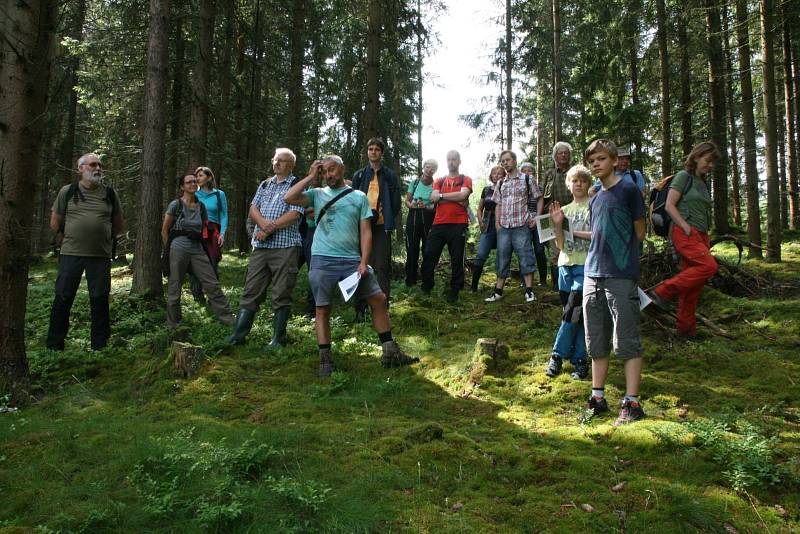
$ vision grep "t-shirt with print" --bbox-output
[409,179,435,209]
[433,175,472,225]
[165,199,205,254]
[557,199,591,267]
[53,182,123,258]
[670,170,711,233]
[304,186,372,260]
[585,179,645,279]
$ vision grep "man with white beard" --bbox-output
[47,153,125,351]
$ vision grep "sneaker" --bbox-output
[614,400,645,426]
[647,289,673,313]
[586,395,610,418]
[484,292,503,303]
[525,290,536,303]
[571,360,589,380]
[545,356,563,377]
[380,340,420,368]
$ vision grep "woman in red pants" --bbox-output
[650,141,720,339]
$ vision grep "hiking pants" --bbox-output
[47,255,111,351]
[420,223,468,292]
[167,247,233,328]
[239,247,301,313]
[655,227,717,336]
[405,208,435,285]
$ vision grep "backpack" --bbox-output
[161,199,209,277]
[56,181,119,259]
[649,174,694,237]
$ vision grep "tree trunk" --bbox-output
[678,11,693,155]
[132,0,171,296]
[793,28,800,229]
[656,0,672,176]
[779,116,788,228]
[286,0,306,154]
[416,0,423,176]
[551,0,561,142]
[213,1,235,186]
[723,6,742,226]
[188,0,215,169]
[0,0,58,400]
[628,9,642,164]
[783,5,799,229]
[58,0,86,186]
[761,0,782,261]
[735,0,762,257]
[166,17,185,191]
[706,0,730,233]
[364,0,381,141]
[505,0,514,148]
[232,26,247,251]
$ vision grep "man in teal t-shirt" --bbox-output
[284,155,419,376]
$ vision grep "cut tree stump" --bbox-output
[460,338,510,398]
[173,341,204,378]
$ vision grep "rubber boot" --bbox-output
[471,266,483,292]
[319,347,334,377]
[227,308,256,345]
[550,265,559,292]
[268,307,291,347]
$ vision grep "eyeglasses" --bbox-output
[274,159,294,164]
[83,161,103,168]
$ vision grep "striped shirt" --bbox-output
[250,175,304,249]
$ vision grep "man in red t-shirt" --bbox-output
[420,150,473,303]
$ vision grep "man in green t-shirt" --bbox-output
[46,153,125,351]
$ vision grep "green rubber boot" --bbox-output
[268,307,291,347]
[227,308,256,345]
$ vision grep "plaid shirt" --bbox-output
[250,175,304,249]
[492,173,541,228]
[541,167,573,207]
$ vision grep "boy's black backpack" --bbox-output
[649,174,693,238]
[56,182,119,258]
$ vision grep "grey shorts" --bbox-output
[309,255,384,307]
[582,276,642,360]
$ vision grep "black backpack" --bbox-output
[56,182,119,258]
[649,174,694,238]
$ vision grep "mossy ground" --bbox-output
[2,235,799,533]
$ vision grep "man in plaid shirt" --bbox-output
[485,150,543,304]
[228,147,305,348]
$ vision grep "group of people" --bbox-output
[46,136,721,426]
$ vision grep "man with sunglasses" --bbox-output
[46,153,125,351]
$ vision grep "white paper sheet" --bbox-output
[338,271,362,302]
[638,287,652,311]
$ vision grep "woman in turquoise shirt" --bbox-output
[190,166,228,303]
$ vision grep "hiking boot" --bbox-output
[586,395,610,418]
[446,290,459,303]
[380,340,420,368]
[545,356,563,377]
[318,347,333,377]
[647,289,673,313]
[525,290,536,303]
[268,307,291,348]
[614,400,646,426]
[571,360,589,380]
[227,308,256,345]
[484,291,503,303]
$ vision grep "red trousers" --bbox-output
[655,226,717,336]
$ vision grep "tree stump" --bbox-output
[460,338,510,398]
[173,342,204,378]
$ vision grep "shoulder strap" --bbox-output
[316,188,355,224]
[410,179,420,197]
[213,189,224,215]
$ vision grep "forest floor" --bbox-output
[2,235,800,533]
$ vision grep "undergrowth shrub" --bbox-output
[128,428,333,531]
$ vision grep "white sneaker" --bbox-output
[525,291,536,303]
[484,292,503,302]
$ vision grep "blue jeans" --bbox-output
[496,225,536,278]
[474,215,497,270]
[552,265,586,364]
